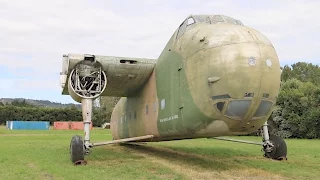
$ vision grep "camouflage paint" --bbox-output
[110,15,281,141]
[111,71,160,139]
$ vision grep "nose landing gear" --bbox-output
[209,121,287,160]
[262,123,287,160]
[263,135,287,160]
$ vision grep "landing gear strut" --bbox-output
[67,59,107,165]
[82,98,93,155]
[262,122,287,160]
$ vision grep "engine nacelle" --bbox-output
[67,60,107,102]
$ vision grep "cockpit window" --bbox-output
[193,15,243,26]
[225,100,251,119]
[177,17,195,39]
[253,101,273,117]
[176,15,243,40]
[176,20,187,39]
[186,17,196,31]
[187,18,195,26]
[209,15,225,24]
[193,15,208,23]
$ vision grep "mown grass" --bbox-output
[0,126,319,180]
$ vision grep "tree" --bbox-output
[281,62,320,85]
[0,105,82,125]
[269,78,320,138]
[92,97,120,126]
[11,99,34,107]
[281,65,292,82]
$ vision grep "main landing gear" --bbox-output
[69,98,155,165]
[67,59,108,165]
[70,98,94,166]
[70,135,86,165]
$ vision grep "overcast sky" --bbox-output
[1,0,319,104]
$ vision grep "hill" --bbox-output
[0,98,81,108]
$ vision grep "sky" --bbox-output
[0,0,319,104]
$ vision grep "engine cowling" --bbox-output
[67,60,107,103]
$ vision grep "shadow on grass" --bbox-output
[88,145,145,162]
[120,143,244,171]
[158,145,254,158]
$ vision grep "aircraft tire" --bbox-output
[70,135,84,163]
[264,134,287,160]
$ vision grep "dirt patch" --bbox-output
[27,163,36,168]
[24,162,55,180]
[42,173,54,180]
[158,173,175,179]
[123,144,288,180]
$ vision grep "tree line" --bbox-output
[0,101,82,125]
[0,98,119,127]
[268,62,320,139]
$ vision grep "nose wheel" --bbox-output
[70,135,86,165]
[263,134,287,160]
[262,122,287,160]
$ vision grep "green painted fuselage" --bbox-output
[110,15,281,141]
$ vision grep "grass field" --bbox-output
[0,126,319,180]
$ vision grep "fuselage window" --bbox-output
[161,99,165,110]
[146,105,148,115]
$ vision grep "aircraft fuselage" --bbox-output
[110,15,281,141]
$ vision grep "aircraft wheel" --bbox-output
[70,135,85,163]
[264,134,287,160]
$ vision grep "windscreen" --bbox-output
[253,101,273,117]
[225,100,251,119]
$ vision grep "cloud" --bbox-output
[0,78,59,91]
[0,0,319,103]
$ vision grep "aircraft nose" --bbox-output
[182,25,281,121]
[185,40,280,100]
